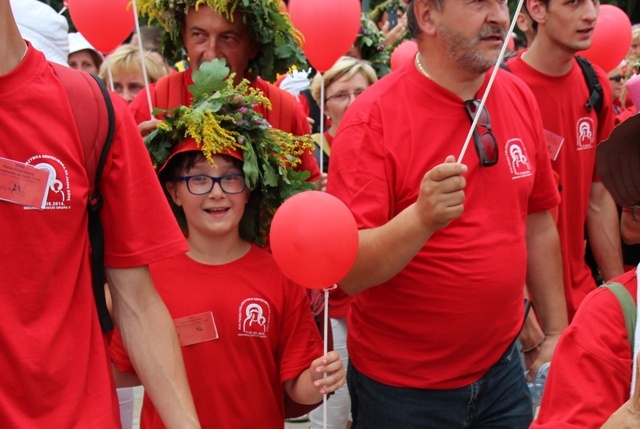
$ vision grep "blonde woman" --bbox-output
[626,27,640,73]
[310,57,378,173]
[99,44,167,104]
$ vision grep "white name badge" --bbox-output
[0,157,51,209]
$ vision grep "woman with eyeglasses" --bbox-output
[307,56,377,429]
[309,57,378,174]
[608,62,636,125]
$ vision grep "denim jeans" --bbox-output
[348,341,533,429]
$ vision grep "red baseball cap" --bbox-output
[157,137,244,176]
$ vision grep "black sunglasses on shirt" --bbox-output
[464,99,499,167]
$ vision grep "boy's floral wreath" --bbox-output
[146,58,315,246]
[137,0,307,82]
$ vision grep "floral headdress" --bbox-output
[355,14,391,78]
[137,0,307,82]
[146,58,315,246]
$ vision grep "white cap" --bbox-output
[68,32,104,60]
[279,69,311,97]
[10,0,69,66]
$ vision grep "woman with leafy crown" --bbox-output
[110,59,345,428]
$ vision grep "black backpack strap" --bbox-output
[87,74,115,333]
[576,56,603,116]
[52,63,115,333]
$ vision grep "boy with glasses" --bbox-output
[110,59,345,428]
[326,0,568,427]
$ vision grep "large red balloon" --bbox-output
[578,5,632,73]
[390,39,418,71]
[67,0,135,53]
[270,191,359,289]
[289,0,361,72]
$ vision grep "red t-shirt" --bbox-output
[531,269,636,428]
[507,56,616,319]
[110,246,323,428]
[613,96,637,125]
[327,60,560,389]
[0,45,188,427]
[129,70,320,182]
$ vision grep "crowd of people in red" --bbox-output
[3,0,640,428]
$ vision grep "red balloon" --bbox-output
[289,0,361,72]
[67,0,135,53]
[578,5,632,73]
[390,39,418,71]
[270,191,359,289]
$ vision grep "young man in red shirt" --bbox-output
[507,0,622,313]
[506,0,623,367]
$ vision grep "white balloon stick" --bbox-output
[319,73,326,173]
[131,0,154,118]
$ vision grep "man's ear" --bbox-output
[166,181,182,206]
[414,0,438,36]
[526,0,547,27]
[516,12,529,33]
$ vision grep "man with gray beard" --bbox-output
[325,0,568,427]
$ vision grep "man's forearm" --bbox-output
[338,158,467,295]
[338,203,434,295]
[526,211,568,335]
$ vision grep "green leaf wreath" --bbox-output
[137,0,308,82]
[145,58,316,246]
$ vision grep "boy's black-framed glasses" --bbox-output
[178,173,246,195]
[464,99,499,167]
